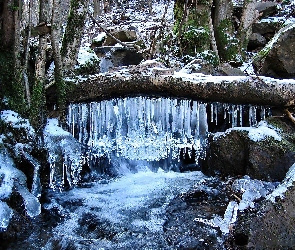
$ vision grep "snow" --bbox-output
[217,121,282,142]
[44,119,71,137]
[195,175,278,235]
[93,32,106,42]
[77,46,99,67]
[0,150,27,199]
[267,163,295,202]
[0,201,13,230]
[0,110,35,139]
[232,176,278,211]
[0,149,41,227]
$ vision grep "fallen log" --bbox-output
[62,72,295,107]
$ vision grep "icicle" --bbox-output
[239,105,243,127]
[260,107,266,121]
[210,103,214,123]
[214,103,218,126]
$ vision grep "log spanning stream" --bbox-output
[64,73,295,107]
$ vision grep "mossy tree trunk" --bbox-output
[173,0,258,65]
[51,0,66,114]
[213,0,240,63]
[0,0,26,114]
[30,0,50,129]
[61,0,90,76]
[237,0,258,55]
[174,0,213,56]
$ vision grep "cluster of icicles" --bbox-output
[64,96,270,179]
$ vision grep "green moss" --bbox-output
[215,19,240,62]
[183,26,210,53]
[0,51,26,114]
[61,0,87,58]
[30,79,46,129]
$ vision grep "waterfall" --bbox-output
[67,97,208,175]
[67,97,270,177]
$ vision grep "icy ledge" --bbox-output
[0,149,41,230]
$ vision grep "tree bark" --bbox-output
[61,0,89,75]
[0,0,15,49]
[62,73,295,108]
[51,0,66,111]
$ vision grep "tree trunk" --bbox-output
[51,0,66,112]
[61,0,89,75]
[0,0,15,49]
[174,0,213,56]
[31,0,50,128]
[213,0,239,62]
[238,0,258,55]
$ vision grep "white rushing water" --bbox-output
[44,169,206,249]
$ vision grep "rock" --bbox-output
[103,29,137,46]
[252,18,283,35]
[255,24,295,78]
[216,63,246,76]
[202,118,295,181]
[248,32,267,50]
[255,1,278,17]
[229,173,295,249]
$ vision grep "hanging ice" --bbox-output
[211,102,271,128]
[67,97,208,174]
[44,119,83,190]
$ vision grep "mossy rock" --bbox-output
[202,119,295,181]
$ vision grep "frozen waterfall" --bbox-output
[67,96,270,177]
[67,97,208,175]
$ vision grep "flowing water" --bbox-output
[38,97,270,249]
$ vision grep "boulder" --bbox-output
[202,118,295,181]
[248,32,267,50]
[255,1,278,17]
[103,29,137,46]
[252,18,283,35]
[230,170,295,249]
[254,24,295,78]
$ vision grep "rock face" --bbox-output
[256,24,295,78]
[202,118,295,182]
[230,172,295,249]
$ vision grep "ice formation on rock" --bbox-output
[44,119,83,190]
[0,149,41,229]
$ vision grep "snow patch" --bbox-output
[0,110,35,139]
[267,163,295,202]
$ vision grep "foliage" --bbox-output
[215,19,240,63]
[182,26,210,53]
